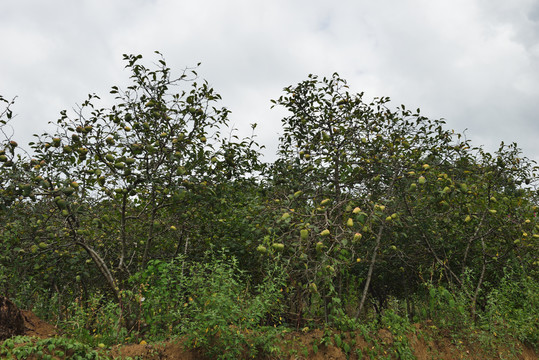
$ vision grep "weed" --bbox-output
[0,335,105,359]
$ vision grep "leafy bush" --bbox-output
[181,250,285,359]
[380,309,415,360]
[125,249,285,358]
[60,293,127,347]
[425,283,471,331]
[0,335,104,360]
[127,256,188,340]
[483,268,539,347]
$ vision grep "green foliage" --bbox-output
[0,57,538,356]
[380,309,415,360]
[423,281,471,331]
[127,257,187,340]
[181,250,285,359]
[483,267,539,347]
[0,336,104,360]
[1,52,262,319]
[59,293,127,347]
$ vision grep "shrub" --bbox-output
[483,267,539,347]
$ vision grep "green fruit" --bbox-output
[114,162,125,169]
[418,176,426,184]
[62,209,69,216]
[281,212,290,221]
[442,186,451,194]
[293,190,303,198]
[352,207,361,214]
[320,198,331,206]
[272,243,284,251]
[385,216,393,222]
[300,229,309,240]
[105,154,114,162]
[409,183,417,191]
[125,158,136,165]
[320,229,330,237]
[176,166,186,175]
[56,199,67,209]
[0,155,7,162]
[422,164,430,170]
[346,218,354,227]
[353,233,362,242]
[322,131,330,141]
[316,241,324,251]
[200,136,207,143]
[62,187,75,196]
[70,181,79,188]
[464,215,471,222]
[489,209,497,214]
[38,242,48,249]
[256,245,267,253]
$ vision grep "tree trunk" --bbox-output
[355,224,384,319]
[76,241,121,302]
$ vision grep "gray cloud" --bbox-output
[1,0,538,163]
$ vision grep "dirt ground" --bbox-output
[6,307,538,360]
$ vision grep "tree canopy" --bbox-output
[1,54,537,351]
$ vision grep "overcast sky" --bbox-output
[1,0,538,163]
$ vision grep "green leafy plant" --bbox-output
[380,309,415,360]
[181,249,285,359]
[0,335,104,360]
[60,293,127,347]
[483,267,539,347]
